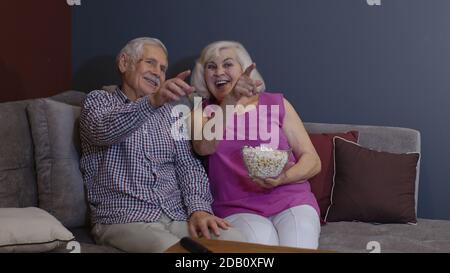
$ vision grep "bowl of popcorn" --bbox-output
[242,145,290,179]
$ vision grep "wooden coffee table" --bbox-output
[165,238,330,253]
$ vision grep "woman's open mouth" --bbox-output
[215,79,231,88]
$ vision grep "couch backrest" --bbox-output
[0,100,38,207]
[0,90,89,229]
[49,90,87,106]
[304,122,421,213]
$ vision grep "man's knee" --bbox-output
[92,222,180,253]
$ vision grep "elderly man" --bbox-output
[79,37,244,252]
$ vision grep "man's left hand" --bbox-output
[188,211,231,239]
[151,70,194,107]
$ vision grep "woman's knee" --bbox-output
[273,205,321,249]
[225,213,279,245]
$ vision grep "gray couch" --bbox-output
[1,90,450,253]
[305,123,450,252]
[0,90,119,253]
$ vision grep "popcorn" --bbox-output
[242,145,289,179]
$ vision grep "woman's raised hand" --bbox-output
[229,63,263,101]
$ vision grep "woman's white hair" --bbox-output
[190,41,265,101]
[116,37,168,66]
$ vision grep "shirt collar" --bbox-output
[115,86,131,104]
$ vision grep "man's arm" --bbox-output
[174,123,213,216]
[79,90,157,146]
[174,133,232,238]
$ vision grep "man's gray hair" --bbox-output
[116,37,168,65]
[190,40,265,100]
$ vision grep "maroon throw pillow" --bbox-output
[308,131,359,223]
[325,137,419,224]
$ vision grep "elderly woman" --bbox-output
[189,41,322,249]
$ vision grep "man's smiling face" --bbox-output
[121,44,168,99]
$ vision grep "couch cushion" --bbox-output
[69,227,95,244]
[308,131,358,222]
[325,137,419,224]
[53,227,123,253]
[50,242,123,253]
[319,218,450,253]
[0,207,74,253]
[27,99,88,228]
[58,227,122,253]
[0,100,37,207]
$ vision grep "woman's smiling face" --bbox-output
[204,48,243,102]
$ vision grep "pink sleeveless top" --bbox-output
[207,92,320,218]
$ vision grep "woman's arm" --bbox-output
[281,98,321,183]
[190,102,220,156]
[254,98,321,188]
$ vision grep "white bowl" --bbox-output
[242,146,290,179]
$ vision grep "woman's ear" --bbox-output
[118,53,129,73]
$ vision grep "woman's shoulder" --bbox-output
[260,91,284,97]
[259,91,285,105]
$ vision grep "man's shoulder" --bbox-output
[82,89,118,107]
[85,89,116,99]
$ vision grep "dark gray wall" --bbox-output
[72,0,450,220]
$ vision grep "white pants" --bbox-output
[225,205,321,249]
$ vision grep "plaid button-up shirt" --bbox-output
[79,88,212,224]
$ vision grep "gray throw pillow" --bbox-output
[0,207,74,253]
[27,99,88,228]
